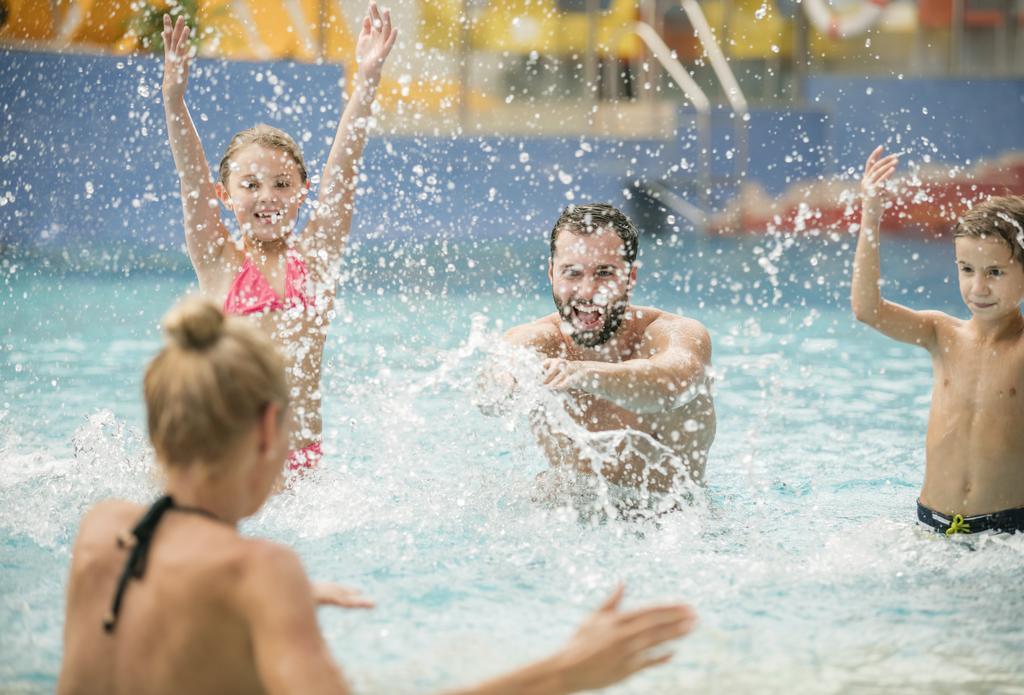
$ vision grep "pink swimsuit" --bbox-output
[222,251,321,473]
[222,250,314,316]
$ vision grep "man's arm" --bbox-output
[476,320,560,416]
[542,316,710,415]
[851,146,943,350]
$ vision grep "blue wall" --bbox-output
[1,49,1022,266]
[802,75,1024,172]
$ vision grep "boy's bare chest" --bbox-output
[935,338,1024,412]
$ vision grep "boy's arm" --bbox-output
[541,317,710,415]
[851,146,942,350]
[300,2,397,277]
[161,15,231,276]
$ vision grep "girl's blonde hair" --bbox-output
[218,124,308,185]
[144,298,288,467]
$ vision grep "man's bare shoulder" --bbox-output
[636,307,711,349]
[503,314,563,355]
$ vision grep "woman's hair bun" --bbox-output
[163,297,225,350]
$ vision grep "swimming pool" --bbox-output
[2,233,1022,692]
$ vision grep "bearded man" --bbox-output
[500,203,716,496]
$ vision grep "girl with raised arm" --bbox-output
[161,2,396,474]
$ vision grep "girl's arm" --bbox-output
[300,2,397,276]
[851,146,942,350]
[161,15,231,280]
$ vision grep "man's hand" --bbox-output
[475,369,518,417]
[541,358,593,392]
[311,582,375,609]
[354,2,398,92]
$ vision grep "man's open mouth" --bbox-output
[570,304,604,331]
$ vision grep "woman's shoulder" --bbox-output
[75,500,145,545]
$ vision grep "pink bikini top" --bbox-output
[222,251,314,317]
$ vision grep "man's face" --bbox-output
[549,228,636,348]
[955,235,1024,319]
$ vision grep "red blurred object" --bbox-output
[709,152,1024,236]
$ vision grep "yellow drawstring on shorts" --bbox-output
[945,514,971,536]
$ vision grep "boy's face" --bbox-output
[954,235,1024,319]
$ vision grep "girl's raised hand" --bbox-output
[354,2,398,91]
[161,14,193,101]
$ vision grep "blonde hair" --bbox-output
[144,298,289,467]
[218,124,308,186]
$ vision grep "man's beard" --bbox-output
[553,293,629,348]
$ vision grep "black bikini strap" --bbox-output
[103,495,221,633]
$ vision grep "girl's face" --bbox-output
[217,144,307,244]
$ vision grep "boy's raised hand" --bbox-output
[161,14,193,101]
[354,2,398,92]
[860,146,900,226]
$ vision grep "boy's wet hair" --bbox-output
[954,195,1024,265]
[218,124,308,185]
[550,203,639,265]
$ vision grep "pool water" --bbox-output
[2,234,1023,693]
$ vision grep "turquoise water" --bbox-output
[2,236,1023,692]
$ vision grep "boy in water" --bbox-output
[853,146,1024,534]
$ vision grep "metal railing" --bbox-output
[605,4,749,230]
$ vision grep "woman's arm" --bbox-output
[443,586,696,695]
[241,543,352,695]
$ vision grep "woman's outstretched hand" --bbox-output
[554,585,696,692]
[311,582,375,609]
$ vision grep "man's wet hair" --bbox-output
[550,203,639,266]
[953,195,1024,266]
